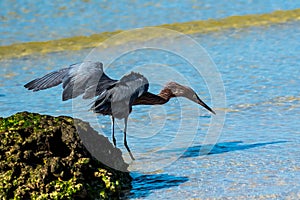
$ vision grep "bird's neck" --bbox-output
[133,91,172,105]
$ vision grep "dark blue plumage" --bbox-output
[91,71,149,119]
[25,61,149,160]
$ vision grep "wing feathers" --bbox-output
[25,62,149,118]
[91,72,149,116]
[113,72,149,102]
[24,61,117,101]
[24,67,70,91]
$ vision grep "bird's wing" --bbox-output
[91,72,149,112]
[24,67,71,92]
[111,72,149,104]
[24,61,117,101]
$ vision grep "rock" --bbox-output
[0,112,132,199]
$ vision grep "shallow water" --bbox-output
[1,20,300,199]
[1,0,300,45]
[1,0,300,198]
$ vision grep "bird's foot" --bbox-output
[128,151,135,160]
[124,140,135,160]
[113,138,116,147]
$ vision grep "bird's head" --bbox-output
[164,82,216,115]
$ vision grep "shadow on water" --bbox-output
[122,173,188,199]
[181,140,288,158]
[123,141,288,199]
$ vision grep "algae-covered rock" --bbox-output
[0,112,132,199]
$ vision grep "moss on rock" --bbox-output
[0,112,132,199]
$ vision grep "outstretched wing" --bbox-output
[91,72,149,115]
[24,61,117,101]
[24,67,71,92]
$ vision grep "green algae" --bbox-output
[0,112,132,200]
[0,8,300,60]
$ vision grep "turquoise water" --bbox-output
[1,0,300,45]
[1,1,300,199]
[1,21,300,199]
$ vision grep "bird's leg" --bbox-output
[111,116,116,147]
[124,117,135,160]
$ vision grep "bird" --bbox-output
[24,61,216,160]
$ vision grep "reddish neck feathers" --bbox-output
[133,89,174,105]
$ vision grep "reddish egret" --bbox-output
[24,61,215,160]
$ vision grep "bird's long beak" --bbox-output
[191,93,216,115]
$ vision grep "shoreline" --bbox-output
[1,8,299,60]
